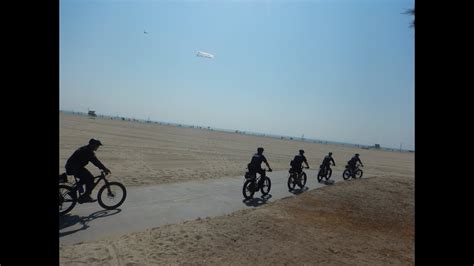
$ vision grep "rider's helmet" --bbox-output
[328,152,333,156]
[299,149,305,154]
[89,138,103,146]
[257,147,264,154]
[355,153,360,157]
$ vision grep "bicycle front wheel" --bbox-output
[59,184,76,215]
[298,172,307,188]
[355,169,363,179]
[260,177,271,195]
[326,169,332,180]
[97,182,127,210]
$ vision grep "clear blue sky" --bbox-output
[60,0,414,150]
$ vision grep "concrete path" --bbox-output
[60,169,370,245]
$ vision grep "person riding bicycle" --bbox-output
[320,152,336,175]
[65,138,111,203]
[247,147,272,186]
[290,149,310,175]
[347,153,364,173]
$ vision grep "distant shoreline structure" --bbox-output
[60,110,414,153]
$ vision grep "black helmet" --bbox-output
[299,149,305,154]
[328,152,333,156]
[355,153,359,157]
[257,147,264,153]
[89,138,103,146]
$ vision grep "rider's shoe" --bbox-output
[78,195,96,204]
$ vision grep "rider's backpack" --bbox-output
[290,160,296,168]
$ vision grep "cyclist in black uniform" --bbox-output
[65,138,111,203]
[247,147,272,184]
[347,153,364,172]
[320,152,336,174]
[290,149,310,174]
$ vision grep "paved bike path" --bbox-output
[60,169,370,245]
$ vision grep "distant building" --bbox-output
[374,144,381,149]
[88,110,97,117]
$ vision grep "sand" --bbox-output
[59,112,414,265]
[60,113,414,187]
[60,174,414,265]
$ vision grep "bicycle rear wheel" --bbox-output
[243,179,255,199]
[287,174,296,191]
[97,182,127,210]
[59,184,76,215]
[342,169,351,180]
[317,169,324,183]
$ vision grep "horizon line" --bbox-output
[60,109,415,152]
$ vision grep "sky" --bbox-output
[60,0,414,150]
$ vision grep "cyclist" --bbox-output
[290,149,310,175]
[347,153,364,173]
[320,152,336,177]
[65,138,111,203]
[247,147,273,186]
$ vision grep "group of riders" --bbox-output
[64,139,364,203]
[246,147,364,187]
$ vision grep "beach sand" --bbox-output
[60,113,414,187]
[60,174,414,265]
[59,112,414,265]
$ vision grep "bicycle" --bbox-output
[242,168,272,200]
[317,163,333,183]
[342,164,364,180]
[287,166,308,191]
[59,171,127,215]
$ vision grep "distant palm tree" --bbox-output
[404,8,415,28]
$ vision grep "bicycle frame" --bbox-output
[347,164,361,176]
[291,167,306,179]
[71,172,110,195]
[246,169,268,190]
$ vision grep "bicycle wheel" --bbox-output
[243,179,255,199]
[287,174,296,191]
[355,169,363,179]
[59,184,76,215]
[298,172,307,188]
[317,169,324,183]
[97,182,127,210]
[342,169,351,180]
[326,169,333,180]
[260,177,271,195]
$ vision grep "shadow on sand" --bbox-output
[289,186,309,195]
[242,194,272,207]
[59,209,122,238]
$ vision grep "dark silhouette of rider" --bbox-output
[65,138,111,203]
[247,147,272,185]
[347,153,364,172]
[290,149,310,174]
[320,152,336,173]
